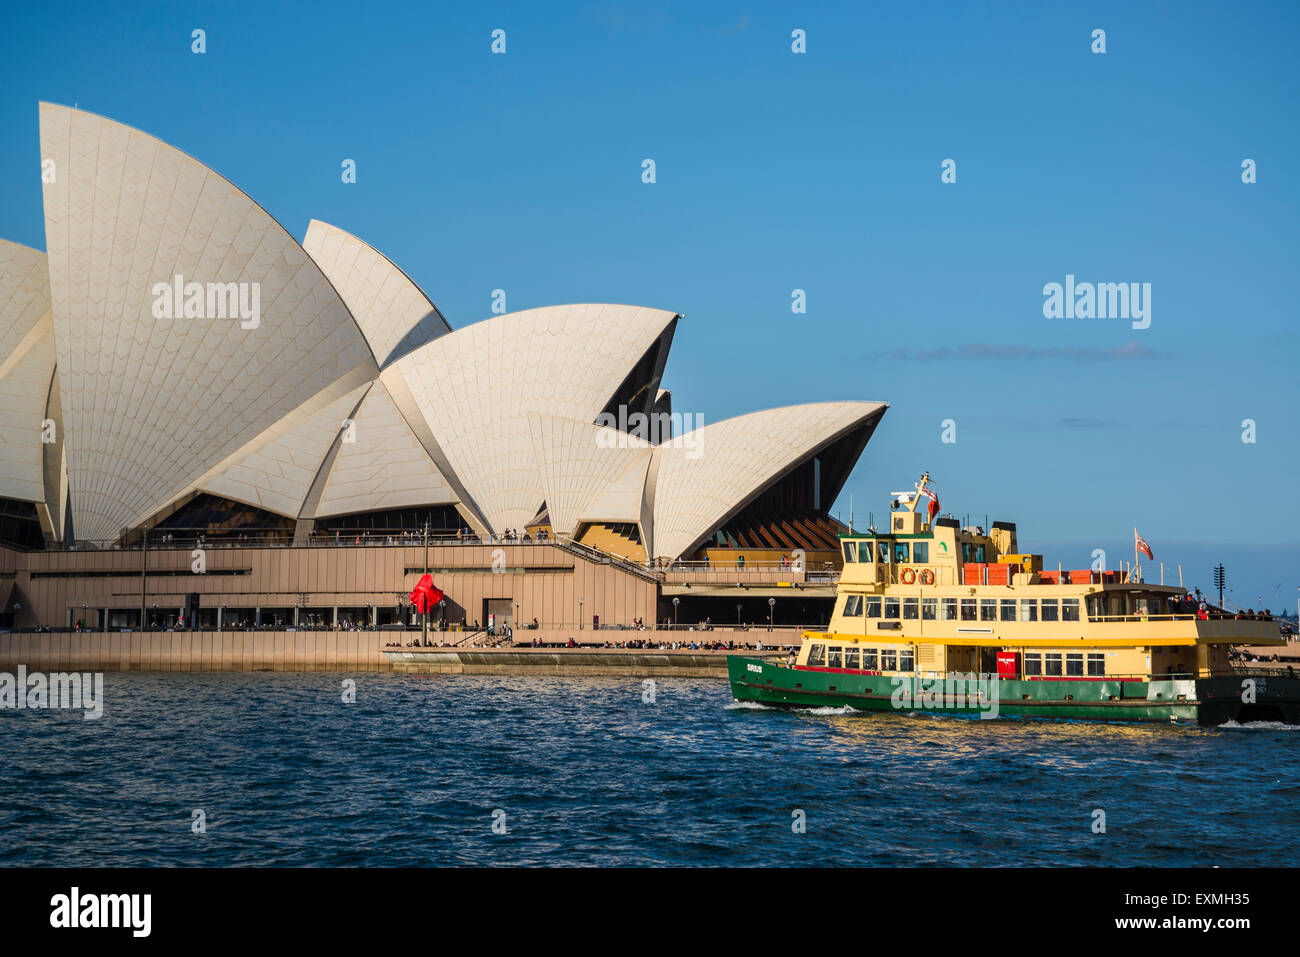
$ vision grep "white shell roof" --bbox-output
[649,401,887,560]
[39,103,379,541]
[527,413,653,537]
[383,303,678,535]
[312,380,459,517]
[194,381,371,516]
[302,220,450,368]
[0,241,57,511]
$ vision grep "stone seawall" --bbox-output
[0,630,794,675]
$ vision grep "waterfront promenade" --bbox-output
[0,627,801,675]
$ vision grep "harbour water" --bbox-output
[1,673,1297,867]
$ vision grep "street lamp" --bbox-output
[672,596,679,628]
[768,597,775,632]
[578,596,584,630]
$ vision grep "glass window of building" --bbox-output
[903,598,919,620]
[1020,599,1038,622]
[1040,599,1059,622]
[922,598,938,620]
[912,541,929,564]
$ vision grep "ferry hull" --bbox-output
[727,656,1300,726]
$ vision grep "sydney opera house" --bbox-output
[0,103,886,637]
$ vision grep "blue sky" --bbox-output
[1,1,1296,605]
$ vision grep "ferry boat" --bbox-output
[728,474,1299,725]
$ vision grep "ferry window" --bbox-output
[1045,653,1063,676]
[912,541,929,564]
[980,599,997,621]
[876,541,890,563]
[807,644,826,667]
[975,544,986,563]
[828,646,843,669]
[1086,653,1105,676]
[884,597,900,619]
[844,646,861,670]
[960,598,977,621]
[894,542,910,564]
[1062,599,1080,622]
[1000,599,1017,622]
[1040,599,1059,622]
[1024,653,1043,676]
[899,648,915,671]
[866,597,882,618]
[1020,599,1038,622]
[843,542,856,563]
[942,598,958,620]
[863,648,878,670]
[843,595,863,617]
[961,543,973,563]
[881,649,898,671]
[1066,653,1084,677]
[903,598,919,620]
[859,541,873,563]
[922,598,938,620]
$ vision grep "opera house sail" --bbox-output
[0,103,887,635]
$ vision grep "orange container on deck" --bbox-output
[986,563,1012,586]
[962,562,985,585]
[1069,570,1093,585]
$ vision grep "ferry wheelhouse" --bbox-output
[728,474,1297,725]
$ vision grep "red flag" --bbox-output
[409,573,444,614]
[927,496,940,522]
[1135,530,1153,560]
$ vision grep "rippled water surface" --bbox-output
[2,673,1297,866]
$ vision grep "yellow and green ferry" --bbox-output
[728,474,1298,725]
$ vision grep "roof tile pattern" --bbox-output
[38,104,378,540]
[649,401,887,560]
[385,304,677,535]
[314,380,458,517]
[302,220,450,368]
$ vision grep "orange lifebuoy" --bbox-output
[919,568,935,585]
[900,567,916,584]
